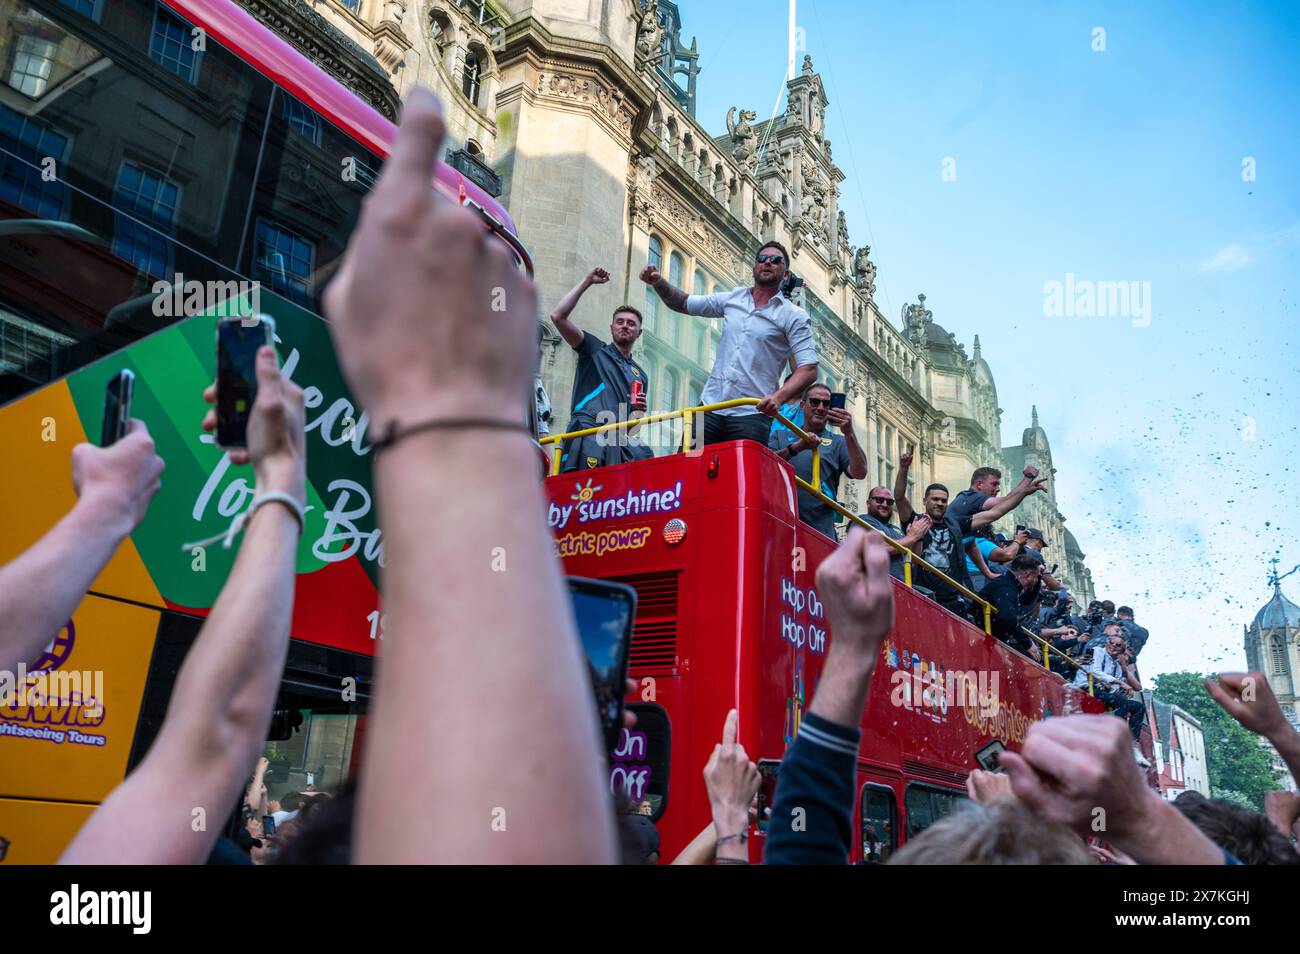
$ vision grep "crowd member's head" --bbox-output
[800,382,832,432]
[273,780,356,865]
[1117,605,1135,620]
[969,466,1002,496]
[1173,792,1300,865]
[922,483,949,522]
[609,305,643,351]
[1007,553,1042,590]
[1087,600,1104,619]
[1024,528,1046,551]
[1103,624,1126,658]
[1101,599,1116,616]
[890,800,1094,865]
[865,485,896,524]
[753,241,789,288]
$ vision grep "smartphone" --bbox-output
[216,315,275,448]
[100,370,135,446]
[975,740,1007,773]
[755,759,780,832]
[262,815,277,837]
[830,392,846,411]
[567,577,638,752]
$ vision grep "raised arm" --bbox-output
[974,466,1043,512]
[550,267,609,350]
[893,448,915,527]
[639,263,690,314]
[62,350,306,864]
[325,89,615,863]
[0,425,162,676]
[1207,672,1300,786]
[969,475,1048,529]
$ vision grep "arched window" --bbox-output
[1271,635,1287,675]
[644,235,663,334]
[462,47,483,106]
[662,366,680,414]
[665,251,683,346]
[466,139,483,157]
[693,267,707,293]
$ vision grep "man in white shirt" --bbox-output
[1074,624,1146,742]
[640,240,818,447]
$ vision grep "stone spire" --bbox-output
[1031,405,1039,429]
[973,334,981,359]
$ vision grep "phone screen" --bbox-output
[567,578,637,752]
[756,760,780,832]
[100,370,134,447]
[262,815,276,837]
[217,318,271,448]
[830,392,846,410]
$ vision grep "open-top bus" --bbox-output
[540,404,1105,863]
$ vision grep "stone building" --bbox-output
[245,0,1094,595]
[1244,567,1300,793]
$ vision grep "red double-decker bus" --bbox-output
[543,419,1105,863]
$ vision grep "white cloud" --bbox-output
[1197,244,1252,273]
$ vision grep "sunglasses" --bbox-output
[870,496,894,505]
[755,254,786,265]
[805,397,831,407]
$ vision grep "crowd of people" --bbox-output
[2,87,1297,866]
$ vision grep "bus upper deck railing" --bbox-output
[542,398,1095,695]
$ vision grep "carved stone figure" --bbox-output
[901,293,932,348]
[786,89,804,126]
[837,210,850,248]
[802,54,814,74]
[726,107,758,168]
[853,246,876,301]
[635,0,663,63]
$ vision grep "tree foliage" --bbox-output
[1150,671,1282,811]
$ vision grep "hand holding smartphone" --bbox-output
[216,316,275,449]
[567,577,637,752]
[100,370,135,446]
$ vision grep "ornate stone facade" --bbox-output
[266,0,1094,593]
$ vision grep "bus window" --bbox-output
[243,86,382,313]
[0,0,385,406]
[859,784,897,864]
[903,783,966,840]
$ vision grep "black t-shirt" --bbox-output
[911,511,974,601]
[567,331,647,428]
[947,488,991,524]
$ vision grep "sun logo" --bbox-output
[570,478,603,503]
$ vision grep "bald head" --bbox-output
[865,485,897,522]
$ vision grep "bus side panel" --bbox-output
[0,799,96,864]
[0,596,160,804]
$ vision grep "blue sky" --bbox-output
[680,0,1300,678]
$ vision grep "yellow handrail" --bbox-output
[1020,626,1097,697]
[542,397,997,633]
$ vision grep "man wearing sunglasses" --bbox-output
[641,241,817,447]
[857,487,932,581]
[767,382,867,540]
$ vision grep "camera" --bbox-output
[781,272,805,296]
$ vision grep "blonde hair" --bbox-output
[889,800,1095,865]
